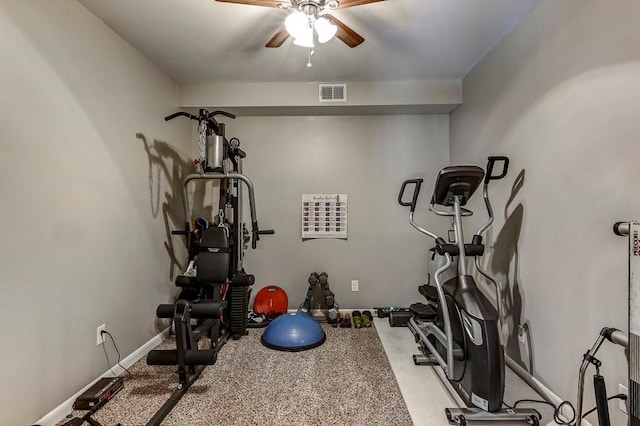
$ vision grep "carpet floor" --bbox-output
[60,323,413,426]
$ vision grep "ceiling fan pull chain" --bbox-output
[307,48,314,67]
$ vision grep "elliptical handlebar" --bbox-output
[476,156,510,237]
[398,178,440,241]
[485,156,510,184]
[398,178,424,212]
[429,204,474,217]
[397,179,474,218]
[398,156,511,241]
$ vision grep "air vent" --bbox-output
[319,83,347,102]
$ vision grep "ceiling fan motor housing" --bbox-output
[285,0,339,13]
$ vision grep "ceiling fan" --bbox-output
[215,0,384,48]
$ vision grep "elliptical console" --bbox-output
[398,157,540,425]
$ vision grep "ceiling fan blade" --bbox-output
[215,0,283,8]
[265,26,290,47]
[324,14,364,48]
[335,0,384,9]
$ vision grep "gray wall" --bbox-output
[449,0,640,422]
[0,1,191,424]
[207,115,451,310]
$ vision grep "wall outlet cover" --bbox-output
[96,324,106,346]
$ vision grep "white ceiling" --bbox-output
[79,0,538,83]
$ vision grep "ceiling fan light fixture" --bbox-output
[285,11,309,39]
[314,16,337,43]
[293,25,315,48]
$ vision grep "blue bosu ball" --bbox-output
[261,312,326,351]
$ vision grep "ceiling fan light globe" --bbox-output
[293,23,315,48]
[285,11,309,38]
[293,33,315,48]
[314,17,337,43]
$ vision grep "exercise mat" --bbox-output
[59,323,412,426]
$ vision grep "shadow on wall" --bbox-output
[137,133,198,279]
[489,169,535,373]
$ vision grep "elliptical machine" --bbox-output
[398,157,540,425]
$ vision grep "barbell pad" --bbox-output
[190,301,227,319]
[156,304,175,319]
[184,349,217,366]
[175,275,198,288]
[229,274,255,286]
[147,349,177,366]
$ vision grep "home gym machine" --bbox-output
[144,109,274,426]
[612,221,640,426]
[398,157,540,425]
[575,326,628,426]
[572,222,638,426]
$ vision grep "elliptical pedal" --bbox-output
[418,284,439,304]
[409,302,436,321]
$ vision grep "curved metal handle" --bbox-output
[485,156,510,183]
[164,111,196,122]
[476,156,510,237]
[182,173,258,244]
[207,110,236,120]
[252,228,275,249]
[398,179,424,213]
[164,110,236,122]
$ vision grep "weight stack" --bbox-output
[228,285,249,337]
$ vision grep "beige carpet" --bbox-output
[60,323,413,426]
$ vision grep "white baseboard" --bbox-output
[34,329,169,426]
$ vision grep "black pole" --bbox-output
[594,374,610,426]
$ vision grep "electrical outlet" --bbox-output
[96,324,106,346]
[619,383,628,414]
[351,280,359,291]
[518,325,527,344]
